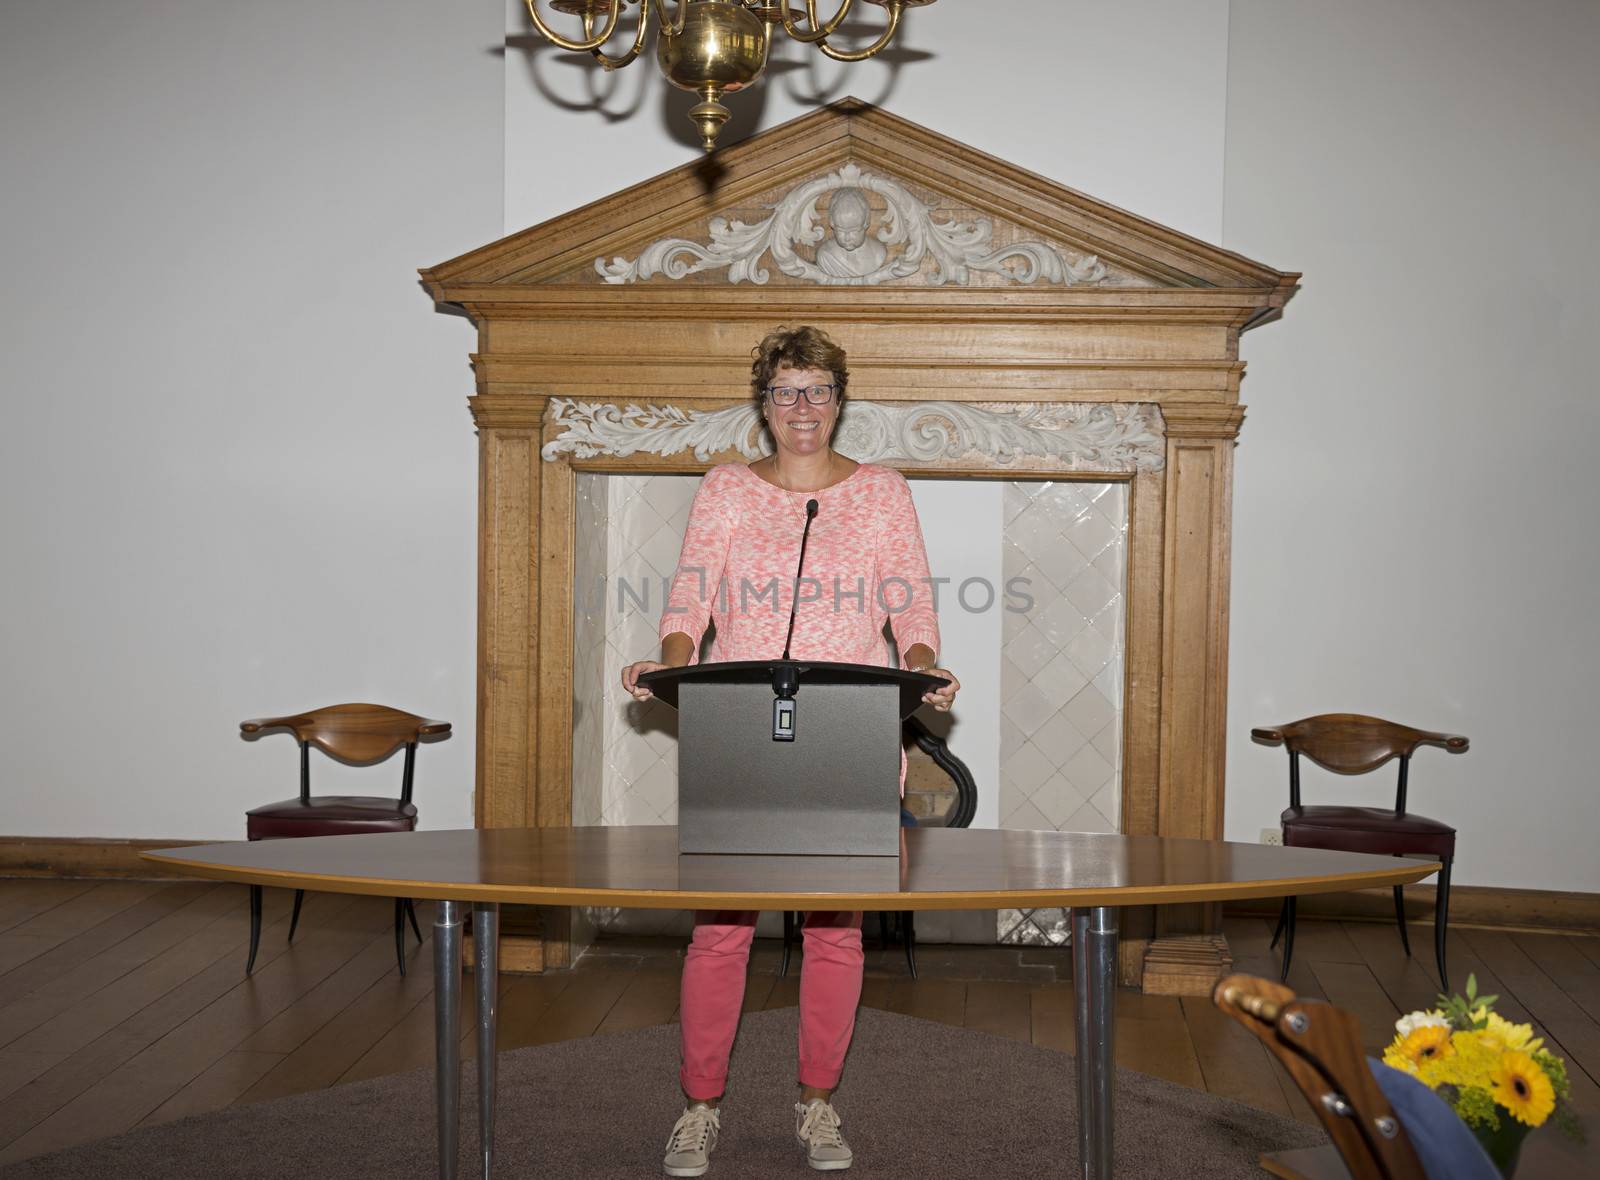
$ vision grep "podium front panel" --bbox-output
[677,680,902,856]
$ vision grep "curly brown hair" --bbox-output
[749,326,849,404]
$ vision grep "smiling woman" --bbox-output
[617,324,963,1176]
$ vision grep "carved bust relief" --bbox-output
[814,187,885,278]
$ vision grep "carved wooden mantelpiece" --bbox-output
[421,99,1299,971]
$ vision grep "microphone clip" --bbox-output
[771,662,800,699]
[771,661,799,742]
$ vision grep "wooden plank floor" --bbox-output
[0,881,1595,1166]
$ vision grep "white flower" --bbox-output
[1395,1010,1450,1038]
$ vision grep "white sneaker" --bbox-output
[663,1103,720,1177]
[795,1099,853,1172]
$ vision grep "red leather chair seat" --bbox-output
[1281,805,1456,859]
[246,796,418,841]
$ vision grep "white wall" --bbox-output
[4,1,1594,892]
[0,0,504,836]
[1222,0,1600,891]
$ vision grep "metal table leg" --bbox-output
[474,903,500,1179]
[1071,906,1118,1180]
[434,899,464,1180]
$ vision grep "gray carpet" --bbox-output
[0,1007,1326,1178]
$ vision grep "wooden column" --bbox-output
[471,395,562,970]
[1157,402,1244,844]
[1148,402,1245,974]
[1116,464,1167,982]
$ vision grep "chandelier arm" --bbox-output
[522,0,624,53]
[652,0,687,37]
[592,0,654,68]
[815,0,901,62]
[777,0,855,44]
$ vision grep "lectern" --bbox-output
[638,660,947,856]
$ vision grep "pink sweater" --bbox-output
[659,462,940,668]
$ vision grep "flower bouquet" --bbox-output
[1381,974,1582,1175]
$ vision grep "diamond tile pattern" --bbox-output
[997,481,1127,946]
[577,473,704,937]
[599,475,700,830]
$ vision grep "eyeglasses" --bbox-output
[765,384,838,406]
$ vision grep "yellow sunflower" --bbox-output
[1387,1025,1455,1071]
[1490,1050,1556,1127]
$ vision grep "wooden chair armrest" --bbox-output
[240,714,300,736]
[417,719,453,741]
[1252,726,1287,746]
[1416,730,1469,754]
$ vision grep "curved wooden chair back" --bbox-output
[1213,974,1426,1180]
[240,703,452,764]
[1253,714,1468,776]
[1253,714,1467,816]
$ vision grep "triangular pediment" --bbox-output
[422,99,1296,313]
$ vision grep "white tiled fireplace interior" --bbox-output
[573,472,699,832]
[997,481,1127,946]
[573,473,705,938]
[570,472,1128,944]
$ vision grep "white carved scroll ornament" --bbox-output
[541,399,1165,473]
[595,162,1108,288]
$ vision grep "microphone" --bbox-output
[772,499,818,739]
[780,499,820,664]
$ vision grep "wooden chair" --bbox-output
[780,715,978,979]
[240,703,451,976]
[1213,973,1428,1179]
[1254,714,1467,990]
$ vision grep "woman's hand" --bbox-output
[622,660,667,701]
[623,634,696,701]
[918,667,960,712]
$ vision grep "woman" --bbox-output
[622,326,960,1177]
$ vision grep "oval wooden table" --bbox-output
[144,827,1439,1180]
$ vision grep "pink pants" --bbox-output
[679,910,864,1100]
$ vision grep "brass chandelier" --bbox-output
[526,1,932,152]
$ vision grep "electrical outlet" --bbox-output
[1260,827,1282,845]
